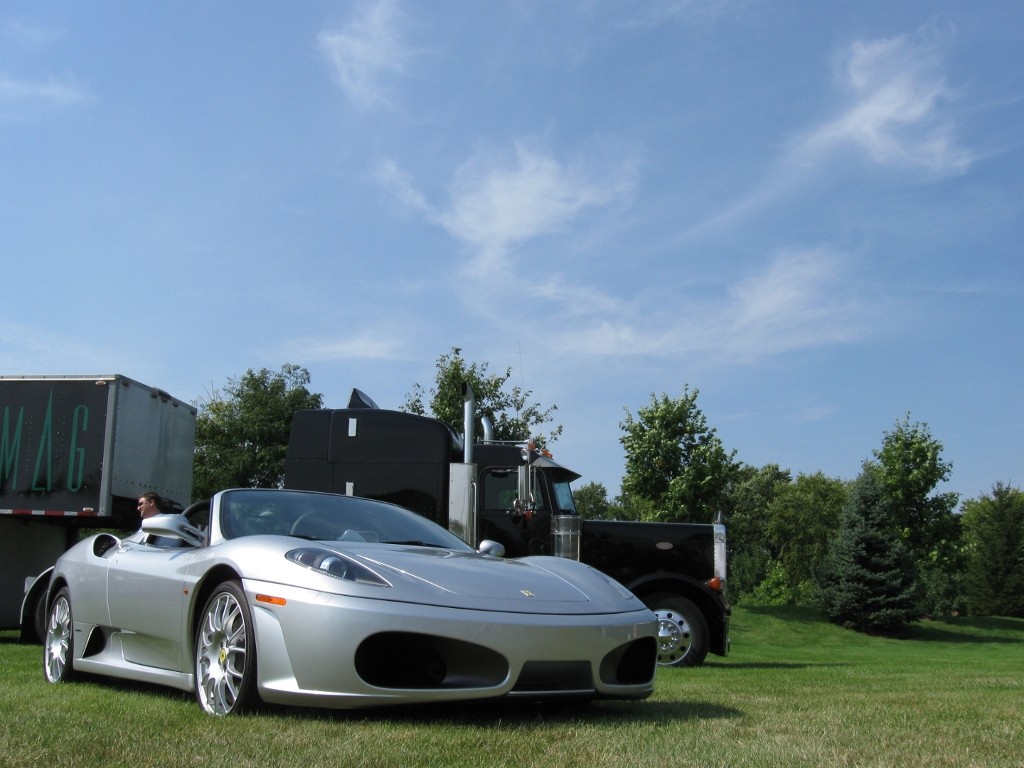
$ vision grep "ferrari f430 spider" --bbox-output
[44,488,658,715]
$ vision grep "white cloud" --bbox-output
[437,143,636,274]
[376,142,865,367]
[619,0,746,28]
[796,405,839,422]
[377,142,636,277]
[548,249,866,365]
[318,0,411,110]
[524,273,627,317]
[724,249,861,357]
[0,72,89,107]
[280,331,409,363]
[679,22,975,241]
[793,22,974,174]
[374,157,431,213]
[2,19,66,47]
[0,325,117,372]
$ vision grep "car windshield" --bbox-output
[218,489,474,551]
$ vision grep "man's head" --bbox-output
[138,492,164,519]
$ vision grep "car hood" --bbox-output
[347,545,639,615]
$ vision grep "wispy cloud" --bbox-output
[792,21,974,175]
[723,249,863,358]
[377,142,637,278]
[619,0,747,29]
[437,143,636,275]
[374,157,431,213]
[555,249,866,364]
[0,72,89,108]
[318,0,412,110]
[679,21,975,241]
[2,19,66,47]
[280,330,409,362]
[0,324,116,372]
[378,141,867,367]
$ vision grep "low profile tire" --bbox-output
[32,588,47,644]
[43,587,76,683]
[195,581,259,715]
[644,593,709,668]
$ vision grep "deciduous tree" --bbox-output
[404,347,561,445]
[874,415,959,557]
[726,464,791,603]
[619,387,738,524]
[192,365,323,500]
[873,415,962,613]
[768,472,848,601]
[573,481,617,520]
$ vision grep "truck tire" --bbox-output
[644,593,709,668]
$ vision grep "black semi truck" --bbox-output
[285,387,729,667]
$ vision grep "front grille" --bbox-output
[510,661,594,694]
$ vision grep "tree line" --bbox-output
[191,355,1024,635]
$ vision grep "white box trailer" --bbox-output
[0,375,196,636]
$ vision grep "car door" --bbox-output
[106,538,198,671]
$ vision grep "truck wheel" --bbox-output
[195,581,259,715]
[644,593,709,668]
[43,588,76,683]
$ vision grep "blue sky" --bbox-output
[2,1,1021,505]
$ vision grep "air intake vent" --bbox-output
[510,661,594,694]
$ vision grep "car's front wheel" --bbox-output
[43,587,76,683]
[195,581,259,715]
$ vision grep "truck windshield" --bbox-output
[550,479,576,514]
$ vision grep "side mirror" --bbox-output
[141,513,205,548]
[477,539,506,558]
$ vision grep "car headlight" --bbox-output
[286,548,391,587]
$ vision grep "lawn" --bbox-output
[2,607,1021,767]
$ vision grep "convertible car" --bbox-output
[43,488,658,715]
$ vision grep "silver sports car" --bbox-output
[43,488,658,715]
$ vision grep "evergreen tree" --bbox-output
[818,466,919,635]
[962,484,1024,617]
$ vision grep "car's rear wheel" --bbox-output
[195,581,259,715]
[644,593,709,667]
[43,587,76,683]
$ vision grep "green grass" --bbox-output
[2,607,1022,767]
